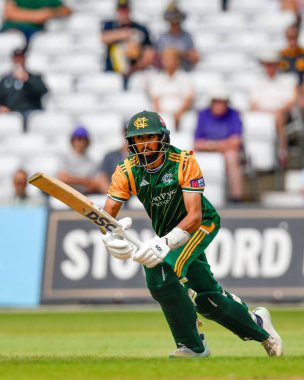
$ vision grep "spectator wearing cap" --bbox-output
[57,126,99,194]
[2,0,71,43]
[279,24,304,84]
[0,48,48,131]
[156,1,199,71]
[249,51,298,169]
[101,0,155,87]
[194,89,244,202]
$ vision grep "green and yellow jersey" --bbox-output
[108,145,220,238]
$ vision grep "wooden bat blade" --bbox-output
[28,172,121,235]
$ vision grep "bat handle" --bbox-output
[122,230,142,249]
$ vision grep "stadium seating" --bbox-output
[242,111,277,172]
[1,0,301,207]
[0,113,24,136]
[27,111,74,138]
[0,31,26,56]
[76,72,124,94]
[43,73,74,94]
[195,152,227,208]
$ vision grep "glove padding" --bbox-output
[133,236,170,268]
[163,227,190,250]
[101,217,135,260]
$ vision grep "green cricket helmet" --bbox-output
[126,110,170,168]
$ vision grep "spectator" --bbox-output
[156,1,199,71]
[279,24,304,84]
[0,48,48,131]
[194,89,244,202]
[2,0,71,44]
[57,126,99,194]
[280,0,303,26]
[249,51,298,169]
[148,47,194,130]
[101,0,155,87]
[95,127,129,194]
[0,169,46,206]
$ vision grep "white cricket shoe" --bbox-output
[253,307,283,357]
[169,334,211,358]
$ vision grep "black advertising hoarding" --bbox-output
[41,208,304,303]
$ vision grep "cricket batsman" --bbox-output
[101,110,283,357]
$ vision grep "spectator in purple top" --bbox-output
[194,88,244,202]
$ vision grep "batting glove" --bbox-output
[163,227,190,250]
[133,236,170,268]
[101,217,135,260]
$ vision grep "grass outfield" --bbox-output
[0,307,303,380]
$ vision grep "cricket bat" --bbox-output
[29,172,141,248]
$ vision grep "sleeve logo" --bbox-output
[190,177,205,188]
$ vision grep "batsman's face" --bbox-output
[133,134,160,156]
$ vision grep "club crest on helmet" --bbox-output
[134,116,148,129]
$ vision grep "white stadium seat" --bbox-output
[229,0,275,13]
[170,131,194,151]
[27,111,74,138]
[24,154,61,177]
[252,11,296,33]
[197,52,259,74]
[0,154,22,179]
[285,170,303,193]
[43,73,74,94]
[2,134,50,158]
[46,13,101,33]
[242,112,277,171]
[195,152,227,208]
[76,113,124,139]
[53,53,101,75]
[29,32,74,54]
[178,111,198,135]
[0,113,24,135]
[190,71,225,94]
[199,12,248,32]
[103,91,152,119]
[76,72,123,94]
[181,0,220,13]
[0,31,26,55]
[44,93,102,114]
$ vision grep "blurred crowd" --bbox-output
[0,0,304,206]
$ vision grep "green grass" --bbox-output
[0,307,303,380]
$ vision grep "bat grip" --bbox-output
[122,230,142,249]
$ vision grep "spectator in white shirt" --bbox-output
[249,51,297,168]
[148,47,194,130]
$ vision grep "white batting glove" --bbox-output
[163,227,190,250]
[133,236,170,268]
[101,217,135,260]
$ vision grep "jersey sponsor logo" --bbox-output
[190,177,205,188]
[151,188,177,206]
[134,116,148,129]
[162,173,174,184]
[140,179,149,186]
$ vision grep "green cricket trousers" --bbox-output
[144,222,269,353]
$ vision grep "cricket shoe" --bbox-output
[253,307,283,357]
[169,334,211,358]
